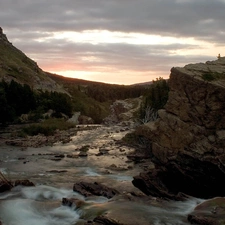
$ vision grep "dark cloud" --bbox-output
[0,0,224,83]
[1,0,225,39]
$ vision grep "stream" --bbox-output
[0,125,204,225]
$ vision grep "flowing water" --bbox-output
[0,125,204,225]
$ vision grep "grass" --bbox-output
[0,41,51,84]
[22,118,76,136]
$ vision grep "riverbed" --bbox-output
[0,125,204,225]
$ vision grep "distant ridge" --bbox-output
[0,27,153,89]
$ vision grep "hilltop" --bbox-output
[0,27,67,93]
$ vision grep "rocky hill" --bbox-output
[0,27,65,92]
[132,57,225,200]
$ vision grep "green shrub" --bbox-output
[202,72,215,81]
[202,71,225,81]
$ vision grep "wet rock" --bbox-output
[187,215,217,225]
[76,145,90,151]
[188,197,225,225]
[93,215,126,225]
[47,170,68,173]
[62,197,85,209]
[67,154,78,158]
[54,154,65,158]
[14,179,35,187]
[18,157,26,160]
[127,153,150,164]
[73,181,119,199]
[99,148,110,155]
[0,181,12,193]
[132,170,182,200]
[108,164,128,171]
[133,153,225,200]
[50,158,62,161]
[78,152,88,157]
[95,152,103,156]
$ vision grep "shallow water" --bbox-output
[0,125,204,224]
[0,184,203,225]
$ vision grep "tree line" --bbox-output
[0,80,73,125]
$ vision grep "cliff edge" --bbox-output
[133,57,225,200]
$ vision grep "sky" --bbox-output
[0,0,224,85]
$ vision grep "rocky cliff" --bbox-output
[132,57,225,200]
[0,27,65,92]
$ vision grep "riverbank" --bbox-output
[0,123,218,225]
[0,124,102,148]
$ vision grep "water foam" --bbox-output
[0,185,82,225]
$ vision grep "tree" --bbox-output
[139,77,169,123]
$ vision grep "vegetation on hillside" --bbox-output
[0,33,52,85]
[0,77,169,126]
[0,29,169,127]
[0,80,73,125]
[22,118,75,136]
[48,73,147,123]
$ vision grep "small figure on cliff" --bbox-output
[217,53,221,59]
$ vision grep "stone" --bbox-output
[187,197,225,225]
[14,179,35,187]
[187,215,217,225]
[0,181,12,193]
[132,57,225,200]
[73,181,119,198]
[62,197,85,209]
[93,215,126,225]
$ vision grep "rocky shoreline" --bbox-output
[0,124,102,148]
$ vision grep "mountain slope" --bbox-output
[0,27,65,92]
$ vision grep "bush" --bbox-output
[202,71,225,81]
[202,72,215,81]
[139,77,169,123]
[22,118,76,136]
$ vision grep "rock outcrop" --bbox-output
[133,57,225,199]
[104,97,142,125]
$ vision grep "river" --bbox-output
[0,125,204,225]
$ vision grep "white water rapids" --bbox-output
[0,125,205,225]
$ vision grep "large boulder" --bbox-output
[187,197,225,225]
[133,57,225,199]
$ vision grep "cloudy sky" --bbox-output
[1,0,224,84]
